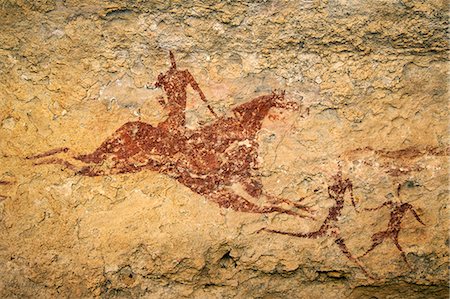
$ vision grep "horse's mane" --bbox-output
[231,92,280,116]
[187,92,281,149]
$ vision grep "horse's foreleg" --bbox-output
[241,177,314,218]
[264,193,314,213]
[209,189,309,219]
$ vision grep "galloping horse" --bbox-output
[28,53,310,218]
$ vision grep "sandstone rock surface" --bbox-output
[0,0,448,298]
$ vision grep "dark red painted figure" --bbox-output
[155,51,217,132]
[361,194,425,266]
[260,169,372,277]
[22,52,434,278]
[28,52,310,219]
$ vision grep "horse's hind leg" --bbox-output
[31,157,78,172]
[76,165,106,177]
[264,193,313,213]
[74,140,112,164]
[31,157,107,177]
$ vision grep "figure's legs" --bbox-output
[361,231,388,258]
[242,178,263,198]
[334,236,373,279]
[392,233,409,266]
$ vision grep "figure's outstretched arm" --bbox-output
[409,208,425,225]
[364,200,393,211]
[185,70,218,118]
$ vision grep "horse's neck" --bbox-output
[236,97,273,133]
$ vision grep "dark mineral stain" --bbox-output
[103,8,135,19]
[345,145,449,177]
[29,52,309,218]
[348,146,450,159]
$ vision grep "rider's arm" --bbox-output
[185,70,207,103]
[185,70,218,118]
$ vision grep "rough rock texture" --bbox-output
[0,0,448,298]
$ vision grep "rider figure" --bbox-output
[155,52,217,133]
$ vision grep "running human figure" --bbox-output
[259,168,372,278]
[361,187,425,266]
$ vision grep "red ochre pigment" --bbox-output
[29,52,309,218]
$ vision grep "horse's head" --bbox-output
[271,90,300,111]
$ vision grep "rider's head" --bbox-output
[155,51,178,90]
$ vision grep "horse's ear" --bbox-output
[169,51,177,69]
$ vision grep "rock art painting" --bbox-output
[27,52,311,218]
[259,168,373,276]
[25,52,446,281]
[361,185,426,266]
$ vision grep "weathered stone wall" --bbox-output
[0,0,448,298]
